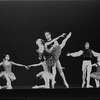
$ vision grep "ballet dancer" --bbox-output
[67,42,100,88]
[90,56,100,88]
[0,54,27,89]
[28,61,56,89]
[44,32,72,88]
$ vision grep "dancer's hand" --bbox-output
[67,32,72,38]
[61,67,65,70]
[36,74,39,77]
[61,33,66,37]
[67,52,71,56]
[27,65,31,69]
[25,66,29,70]
[38,57,42,60]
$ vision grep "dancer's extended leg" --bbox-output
[56,60,69,88]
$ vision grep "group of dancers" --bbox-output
[0,31,100,89]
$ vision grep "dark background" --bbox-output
[0,1,99,88]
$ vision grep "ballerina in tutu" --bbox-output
[90,56,100,88]
[28,60,56,89]
[0,54,27,89]
[44,32,72,88]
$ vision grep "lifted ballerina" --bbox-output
[0,54,27,89]
[44,32,72,88]
[67,42,100,88]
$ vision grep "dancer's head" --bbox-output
[5,54,10,60]
[84,41,90,49]
[44,32,51,41]
[36,38,45,47]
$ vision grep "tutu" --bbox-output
[44,45,61,72]
[0,71,16,81]
[90,63,100,80]
[37,71,53,80]
[90,72,100,80]
[52,45,61,61]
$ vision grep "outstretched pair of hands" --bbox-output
[24,65,31,70]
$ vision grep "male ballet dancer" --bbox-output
[67,42,100,88]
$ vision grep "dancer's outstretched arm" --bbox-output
[92,63,97,67]
[92,50,100,57]
[45,33,66,47]
[67,50,83,57]
[60,32,72,49]
[11,61,27,68]
[28,62,42,68]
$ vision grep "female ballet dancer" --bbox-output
[67,42,100,88]
[0,54,27,89]
[28,60,56,89]
[28,38,57,88]
[90,56,100,88]
[44,32,72,88]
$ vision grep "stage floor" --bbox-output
[0,85,96,89]
[0,86,99,99]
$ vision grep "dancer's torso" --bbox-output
[38,40,59,73]
[3,60,12,73]
[83,48,92,60]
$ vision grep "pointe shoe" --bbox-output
[7,87,12,89]
[7,85,12,89]
[86,85,93,88]
[64,82,69,88]
[52,81,56,89]
[45,86,49,89]
[82,84,85,88]
[32,85,38,89]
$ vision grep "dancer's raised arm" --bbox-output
[67,50,83,57]
[45,33,66,47]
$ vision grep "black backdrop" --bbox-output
[0,1,100,88]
